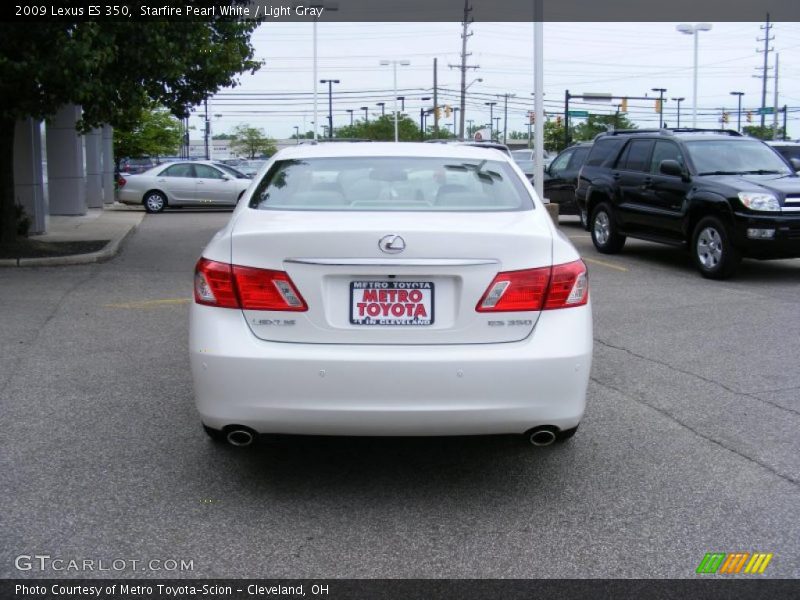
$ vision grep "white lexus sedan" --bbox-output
[190,143,592,447]
[117,160,252,213]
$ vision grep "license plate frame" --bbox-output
[349,281,435,326]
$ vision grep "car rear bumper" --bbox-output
[189,303,593,436]
[116,189,142,205]
[733,211,800,258]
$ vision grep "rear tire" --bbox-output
[691,216,740,279]
[143,191,167,213]
[591,203,626,254]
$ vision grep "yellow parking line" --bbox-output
[582,257,629,272]
[104,298,190,309]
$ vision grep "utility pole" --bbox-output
[773,53,780,139]
[451,0,478,141]
[500,93,515,145]
[782,105,787,140]
[757,13,774,128]
[433,58,439,137]
[203,98,210,160]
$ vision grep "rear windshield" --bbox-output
[249,157,533,212]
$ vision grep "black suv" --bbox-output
[575,129,800,279]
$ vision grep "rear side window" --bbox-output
[584,138,625,167]
[619,140,654,172]
[161,164,194,178]
[249,157,533,212]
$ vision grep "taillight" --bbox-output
[476,267,550,312]
[232,265,307,311]
[543,260,589,309]
[117,176,126,188]
[194,258,238,308]
[193,258,307,311]
[476,260,588,312]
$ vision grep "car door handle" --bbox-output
[196,181,205,185]
[157,178,166,182]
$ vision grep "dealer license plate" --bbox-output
[350,281,434,326]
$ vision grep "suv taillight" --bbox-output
[194,258,307,311]
[476,260,588,312]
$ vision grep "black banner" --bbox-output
[3,579,800,600]
[4,0,800,23]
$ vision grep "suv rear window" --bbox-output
[249,157,532,212]
[584,138,625,167]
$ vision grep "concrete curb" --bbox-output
[1,212,145,268]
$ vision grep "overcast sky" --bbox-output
[193,21,800,140]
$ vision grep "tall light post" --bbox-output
[652,88,667,128]
[485,101,497,139]
[419,96,431,140]
[676,23,713,128]
[320,78,339,139]
[380,59,411,142]
[671,97,685,128]
[360,106,369,123]
[305,2,339,141]
[376,102,385,117]
[453,107,460,137]
[346,109,354,126]
[293,125,300,144]
[730,91,744,131]
[461,78,483,140]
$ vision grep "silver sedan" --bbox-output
[117,160,252,213]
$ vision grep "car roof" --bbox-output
[273,142,513,160]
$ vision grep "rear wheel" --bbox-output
[591,203,626,254]
[692,216,740,279]
[143,191,167,213]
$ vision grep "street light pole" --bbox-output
[380,59,411,142]
[485,101,497,139]
[320,78,339,139]
[671,97,685,128]
[293,125,300,144]
[346,109,354,126]
[652,88,667,128]
[453,108,460,137]
[677,23,712,128]
[730,91,744,131]
[377,102,385,117]
[360,106,369,123]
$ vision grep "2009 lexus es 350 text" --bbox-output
[189,143,593,447]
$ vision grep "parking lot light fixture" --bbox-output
[730,91,745,132]
[380,59,411,141]
[676,23,713,128]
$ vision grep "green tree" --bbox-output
[229,125,277,159]
[336,115,421,141]
[743,125,784,140]
[114,106,182,164]
[212,133,235,140]
[0,11,260,244]
[572,113,637,142]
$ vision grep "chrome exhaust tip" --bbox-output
[528,428,557,447]
[226,428,255,447]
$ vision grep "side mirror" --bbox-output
[221,175,231,181]
[790,157,800,172]
[660,159,685,178]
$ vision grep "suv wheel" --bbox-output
[591,203,626,254]
[692,217,740,279]
[579,208,588,230]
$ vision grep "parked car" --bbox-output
[117,160,252,213]
[118,157,158,175]
[426,139,512,156]
[236,159,268,178]
[575,129,800,279]
[766,141,800,169]
[190,143,592,447]
[511,149,554,177]
[542,143,592,220]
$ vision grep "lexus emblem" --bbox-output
[378,234,406,254]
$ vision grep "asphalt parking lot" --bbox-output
[1,211,798,579]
